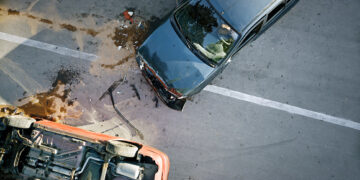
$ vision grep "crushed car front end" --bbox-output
[136,53,187,111]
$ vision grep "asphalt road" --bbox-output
[0,0,359,180]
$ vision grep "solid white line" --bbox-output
[204,85,360,131]
[0,32,98,61]
[1,32,359,131]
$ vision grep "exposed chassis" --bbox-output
[0,106,169,180]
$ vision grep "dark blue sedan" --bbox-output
[136,0,298,110]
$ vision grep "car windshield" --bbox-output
[174,0,240,64]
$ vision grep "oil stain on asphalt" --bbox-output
[18,67,82,122]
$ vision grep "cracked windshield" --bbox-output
[175,0,239,64]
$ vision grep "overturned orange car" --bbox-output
[0,106,169,180]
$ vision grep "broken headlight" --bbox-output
[137,53,145,70]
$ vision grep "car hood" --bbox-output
[138,18,214,96]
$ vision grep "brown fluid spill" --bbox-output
[90,17,150,75]
[17,68,82,122]
[60,23,77,32]
[79,28,99,37]
[101,54,135,69]
[85,28,99,37]
[18,81,81,122]
[0,105,27,118]
[27,14,36,19]
[7,9,19,15]
[0,8,99,37]
[40,18,53,24]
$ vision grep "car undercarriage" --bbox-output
[0,106,163,180]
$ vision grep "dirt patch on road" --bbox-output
[26,14,36,19]
[40,18,53,24]
[7,9,19,15]
[101,54,135,69]
[80,28,99,37]
[60,23,77,32]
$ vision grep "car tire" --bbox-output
[5,115,35,129]
[106,140,138,158]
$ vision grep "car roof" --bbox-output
[208,0,276,33]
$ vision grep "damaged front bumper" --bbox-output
[136,54,186,111]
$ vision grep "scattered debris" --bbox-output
[123,10,134,24]
[130,84,141,100]
[99,77,144,139]
[1,7,148,49]
[108,89,144,139]
[112,22,148,49]
[99,77,125,101]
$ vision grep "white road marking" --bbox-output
[1,32,359,131]
[0,57,44,94]
[0,32,98,61]
[204,85,360,131]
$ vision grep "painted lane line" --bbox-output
[0,32,98,61]
[1,32,359,131]
[204,85,360,131]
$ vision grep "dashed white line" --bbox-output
[0,32,98,61]
[204,85,360,131]
[1,32,359,131]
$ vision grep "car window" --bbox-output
[174,0,240,64]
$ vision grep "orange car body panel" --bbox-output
[33,120,170,180]
[139,145,170,180]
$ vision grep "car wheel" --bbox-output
[106,140,138,158]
